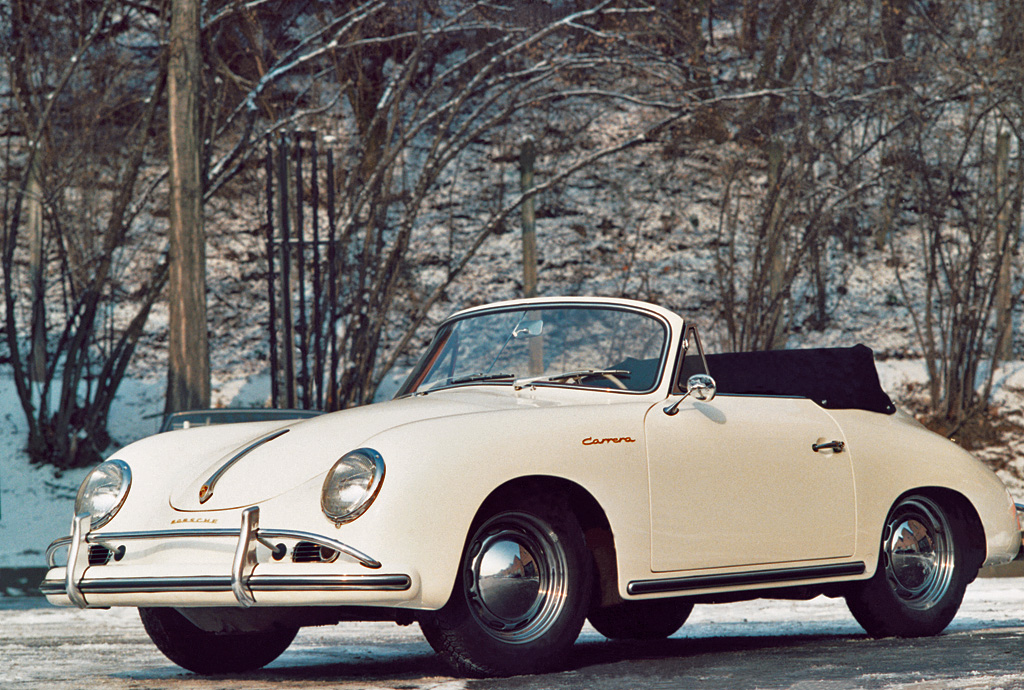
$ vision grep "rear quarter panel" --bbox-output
[834,408,1019,571]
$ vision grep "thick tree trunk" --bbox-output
[165,0,210,414]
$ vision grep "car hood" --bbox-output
[167,388,547,511]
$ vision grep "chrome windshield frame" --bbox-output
[396,302,672,397]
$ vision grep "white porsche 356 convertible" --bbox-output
[43,297,1021,677]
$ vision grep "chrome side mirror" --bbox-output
[664,374,717,416]
[687,373,716,402]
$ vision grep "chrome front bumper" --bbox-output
[42,506,411,608]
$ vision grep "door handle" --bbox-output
[812,440,845,453]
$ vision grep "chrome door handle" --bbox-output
[812,440,845,453]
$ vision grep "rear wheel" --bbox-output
[139,607,297,674]
[420,491,592,677]
[846,494,974,637]
[589,599,693,640]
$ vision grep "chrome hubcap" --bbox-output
[465,512,568,644]
[883,497,954,610]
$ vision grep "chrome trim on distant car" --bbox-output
[46,511,383,570]
[627,562,867,596]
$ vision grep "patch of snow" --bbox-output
[0,371,273,573]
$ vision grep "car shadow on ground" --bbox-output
[103,622,1024,689]
[136,633,865,688]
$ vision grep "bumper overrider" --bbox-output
[41,506,413,608]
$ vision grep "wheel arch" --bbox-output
[421,473,603,675]
[889,486,987,576]
[473,475,620,608]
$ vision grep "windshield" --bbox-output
[399,305,668,395]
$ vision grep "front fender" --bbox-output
[342,399,656,609]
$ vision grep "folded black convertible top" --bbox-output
[703,344,896,415]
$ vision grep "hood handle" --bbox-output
[199,428,289,504]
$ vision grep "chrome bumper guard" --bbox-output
[45,506,410,608]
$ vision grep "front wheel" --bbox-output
[139,607,298,674]
[846,494,975,638]
[420,492,592,677]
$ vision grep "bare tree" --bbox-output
[4,0,1021,468]
[253,1,708,407]
[1,0,170,468]
[862,0,1021,435]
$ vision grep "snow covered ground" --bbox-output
[0,370,270,578]
[4,577,1024,689]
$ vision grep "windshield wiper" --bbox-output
[418,372,515,395]
[513,369,631,390]
[446,372,515,386]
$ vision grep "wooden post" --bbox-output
[295,135,309,409]
[27,157,46,386]
[520,136,538,298]
[995,130,1013,362]
[265,144,279,408]
[326,149,339,411]
[766,140,787,350]
[165,0,210,414]
[277,135,296,408]
[520,136,544,375]
[311,137,323,411]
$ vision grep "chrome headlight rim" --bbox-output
[75,458,132,530]
[321,448,385,526]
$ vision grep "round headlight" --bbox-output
[75,459,132,529]
[321,449,385,525]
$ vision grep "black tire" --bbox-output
[139,607,298,674]
[589,599,694,640]
[419,491,593,677]
[846,494,975,638]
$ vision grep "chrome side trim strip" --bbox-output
[249,575,411,591]
[627,562,866,596]
[47,524,382,570]
[39,573,411,597]
[200,428,289,504]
